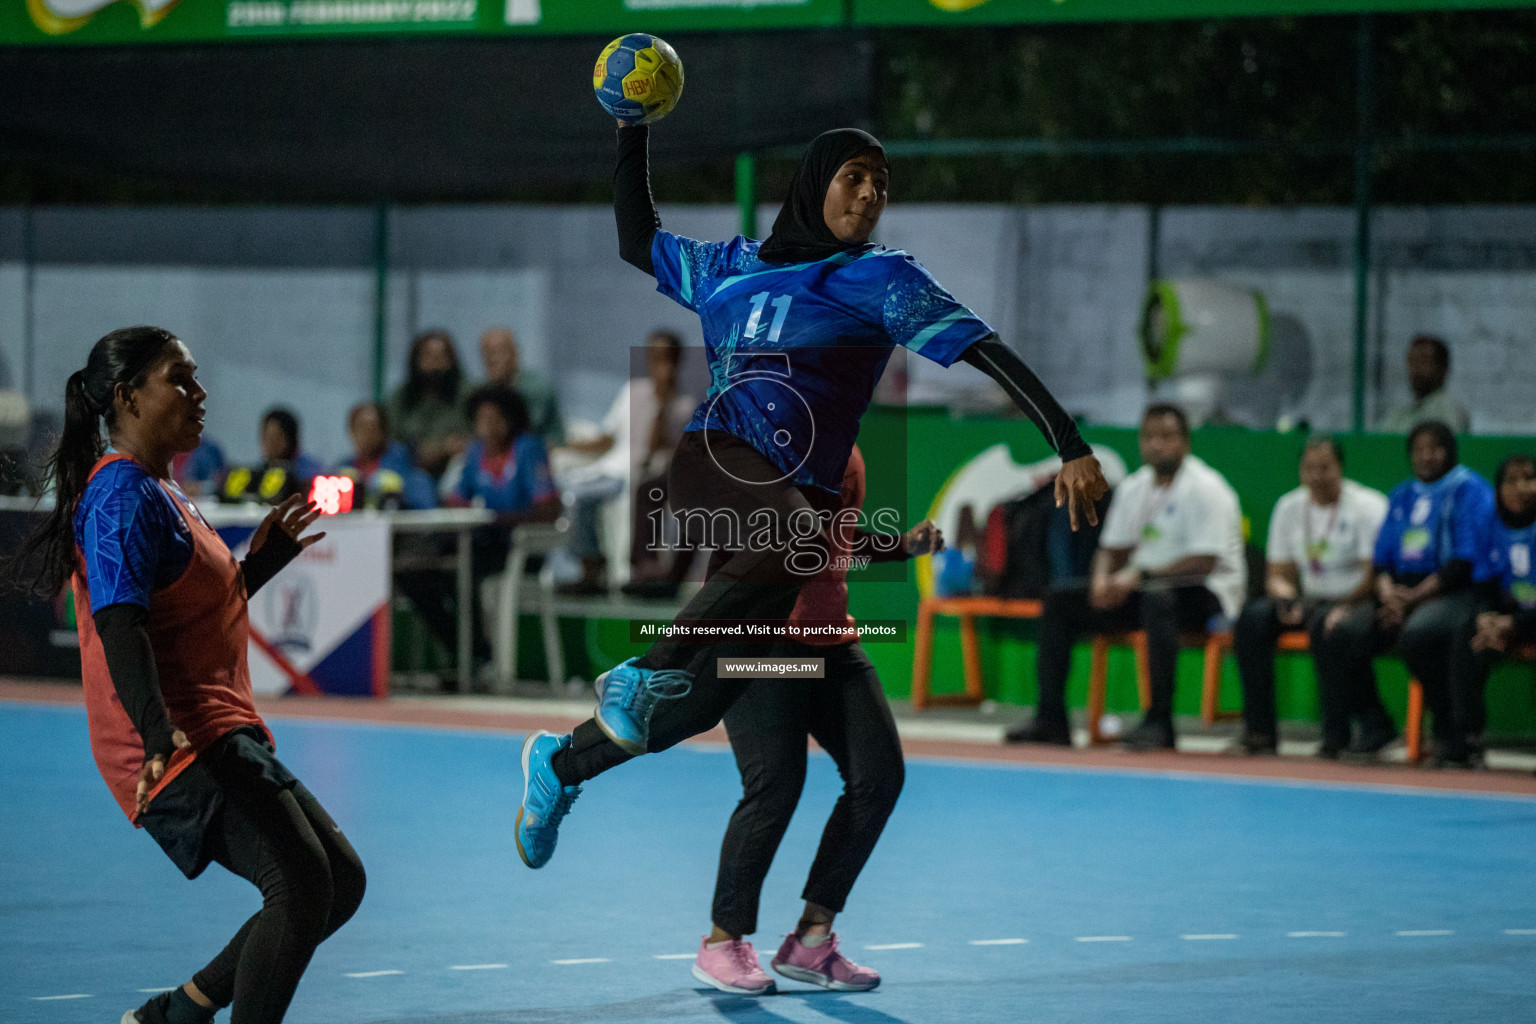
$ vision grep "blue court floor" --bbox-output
[4,700,1536,1024]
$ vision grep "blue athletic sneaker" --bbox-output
[516,730,580,869]
[593,657,692,756]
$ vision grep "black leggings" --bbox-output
[191,769,365,1023]
[712,642,904,937]
[634,430,839,674]
[554,431,839,786]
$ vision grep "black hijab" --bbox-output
[758,128,887,265]
[1495,453,1536,530]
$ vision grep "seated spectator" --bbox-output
[170,438,225,497]
[1378,334,1470,434]
[336,401,436,510]
[1232,436,1387,755]
[480,326,565,445]
[387,328,470,478]
[1455,454,1536,766]
[259,407,326,481]
[1313,421,1493,760]
[556,330,696,597]
[397,384,559,685]
[1006,403,1246,751]
[221,407,323,504]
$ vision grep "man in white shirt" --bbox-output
[1006,404,1246,751]
[1232,436,1388,755]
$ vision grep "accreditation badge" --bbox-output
[1400,527,1431,559]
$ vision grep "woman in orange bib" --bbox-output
[12,327,365,1024]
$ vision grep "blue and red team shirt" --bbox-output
[1477,518,1536,609]
[650,231,995,494]
[75,456,202,613]
[455,435,557,512]
[1373,465,1494,583]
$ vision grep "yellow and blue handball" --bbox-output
[593,33,684,125]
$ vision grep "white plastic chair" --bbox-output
[486,520,569,692]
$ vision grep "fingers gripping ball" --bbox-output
[593,33,684,125]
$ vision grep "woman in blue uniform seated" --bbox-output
[1455,454,1536,766]
[395,383,560,686]
[336,400,436,510]
[1313,421,1494,760]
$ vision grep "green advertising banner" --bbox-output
[853,0,1535,26]
[3,0,843,45]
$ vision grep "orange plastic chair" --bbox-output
[910,595,1042,711]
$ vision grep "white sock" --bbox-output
[800,932,829,948]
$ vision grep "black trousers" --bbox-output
[1233,597,1336,740]
[1034,585,1221,729]
[711,642,904,938]
[151,731,366,1024]
[555,432,842,787]
[634,431,839,674]
[1311,592,1480,753]
[394,525,511,668]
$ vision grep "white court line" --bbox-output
[551,958,611,965]
[345,970,404,978]
[449,964,508,970]
[1288,931,1346,938]
[653,954,697,960]
[1075,936,1132,942]
[1504,929,1536,935]
[864,942,923,950]
[31,994,91,1001]
[1182,934,1239,940]
[138,987,178,993]
[1396,930,1453,937]
[969,938,1029,946]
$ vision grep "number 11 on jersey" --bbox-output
[744,292,793,344]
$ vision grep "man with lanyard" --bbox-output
[1313,421,1493,760]
[1007,403,1246,752]
[1231,436,1387,755]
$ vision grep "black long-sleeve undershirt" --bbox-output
[959,337,1093,463]
[615,124,659,276]
[93,531,303,763]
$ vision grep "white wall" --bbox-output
[6,202,1534,461]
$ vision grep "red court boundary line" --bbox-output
[4,679,1533,798]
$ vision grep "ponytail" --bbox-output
[3,326,178,597]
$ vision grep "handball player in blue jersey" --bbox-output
[514,122,1108,869]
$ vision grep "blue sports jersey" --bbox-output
[1476,518,1536,609]
[1373,465,1494,580]
[75,458,199,614]
[338,440,438,510]
[651,231,994,493]
[456,435,557,513]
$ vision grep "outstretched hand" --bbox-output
[250,495,326,556]
[1055,454,1109,531]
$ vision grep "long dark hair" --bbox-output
[5,326,179,596]
[401,329,461,410]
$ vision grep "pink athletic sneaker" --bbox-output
[770,932,881,991]
[691,936,776,995]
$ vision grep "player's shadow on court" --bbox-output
[703,988,914,1024]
